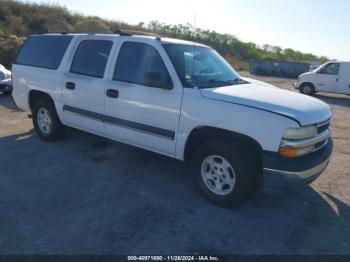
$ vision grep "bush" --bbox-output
[0,1,329,70]
[0,35,25,68]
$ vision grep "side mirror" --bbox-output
[143,70,173,90]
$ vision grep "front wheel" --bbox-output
[300,83,315,95]
[192,140,260,207]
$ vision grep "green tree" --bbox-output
[0,1,329,71]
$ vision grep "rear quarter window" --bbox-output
[15,35,73,70]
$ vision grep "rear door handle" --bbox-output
[65,82,75,90]
[106,89,119,98]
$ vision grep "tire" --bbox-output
[300,83,315,95]
[191,140,260,207]
[32,97,66,141]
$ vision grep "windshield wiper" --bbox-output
[229,78,248,84]
[207,79,233,85]
[197,78,248,88]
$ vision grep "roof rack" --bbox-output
[113,29,132,36]
[43,30,162,40]
[43,31,96,35]
[113,29,161,40]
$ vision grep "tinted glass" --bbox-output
[15,35,73,69]
[70,40,113,78]
[114,42,172,87]
[163,43,240,88]
[320,63,340,75]
[0,71,4,81]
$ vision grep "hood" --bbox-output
[299,71,315,78]
[200,78,332,125]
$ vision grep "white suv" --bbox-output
[12,33,333,207]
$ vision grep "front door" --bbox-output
[315,62,340,93]
[104,40,183,157]
[61,38,114,135]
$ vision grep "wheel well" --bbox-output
[300,82,315,90]
[184,126,263,164]
[28,90,53,112]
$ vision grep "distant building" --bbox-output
[249,60,310,78]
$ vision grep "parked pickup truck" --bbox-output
[12,33,333,207]
[295,61,350,95]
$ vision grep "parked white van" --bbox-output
[12,33,333,207]
[295,61,350,95]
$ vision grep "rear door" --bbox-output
[315,62,340,93]
[61,37,114,134]
[104,40,183,157]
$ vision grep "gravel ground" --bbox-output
[0,74,349,255]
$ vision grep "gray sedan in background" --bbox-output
[0,64,12,95]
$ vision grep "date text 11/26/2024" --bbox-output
[127,256,220,261]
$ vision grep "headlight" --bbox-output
[282,125,317,140]
[279,125,318,157]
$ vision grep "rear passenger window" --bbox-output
[70,40,113,78]
[114,42,172,87]
[15,35,73,69]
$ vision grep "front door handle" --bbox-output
[65,82,75,90]
[106,89,119,98]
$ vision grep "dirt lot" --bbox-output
[0,74,349,255]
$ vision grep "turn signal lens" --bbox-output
[279,145,314,158]
[279,148,298,158]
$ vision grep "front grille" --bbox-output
[318,124,330,134]
[317,119,331,134]
[315,139,327,150]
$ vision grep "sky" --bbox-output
[25,0,350,60]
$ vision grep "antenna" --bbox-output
[193,13,197,43]
[192,13,196,85]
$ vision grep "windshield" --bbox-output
[313,63,327,72]
[162,43,242,88]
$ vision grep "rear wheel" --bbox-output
[192,140,260,207]
[32,97,66,141]
[300,83,315,95]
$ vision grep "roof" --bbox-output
[329,61,350,64]
[160,37,209,47]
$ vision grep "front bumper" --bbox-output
[262,138,333,190]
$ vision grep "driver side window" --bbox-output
[319,63,340,75]
[113,42,173,89]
